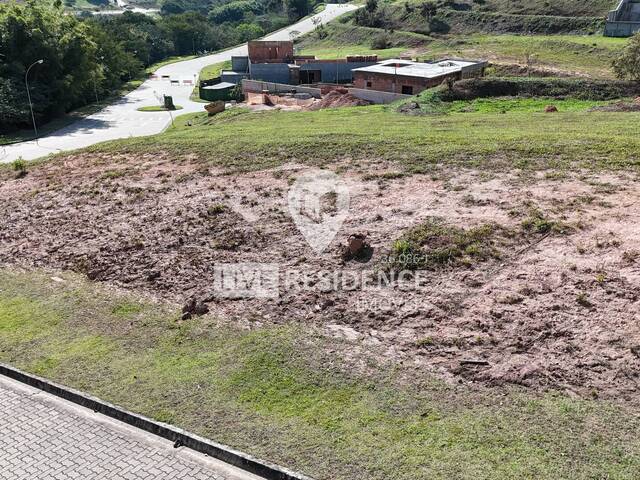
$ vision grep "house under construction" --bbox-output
[605,0,640,36]
[219,40,378,86]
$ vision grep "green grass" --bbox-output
[298,22,626,77]
[137,105,183,112]
[465,0,613,17]
[298,43,409,59]
[425,96,615,114]
[2,267,640,479]
[198,60,232,82]
[420,34,626,78]
[145,55,198,74]
[86,105,640,173]
[393,0,613,17]
[295,23,428,60]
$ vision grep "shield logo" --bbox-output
[288,169,350,254]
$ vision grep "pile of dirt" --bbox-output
[491,62,585,78]
[309,89,370,110]
[589,98,640,112]
[1,154,639,400]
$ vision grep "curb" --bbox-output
[0,363,314,480]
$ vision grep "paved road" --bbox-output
[0,3,357,163]
[0,375,264,480]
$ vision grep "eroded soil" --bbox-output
[1,153,639,399]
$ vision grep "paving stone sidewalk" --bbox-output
[0,375,261,480]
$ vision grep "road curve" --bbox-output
[1,3,357,163]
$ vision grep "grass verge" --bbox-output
[1,268,640,480]
[86,105,640,173]
[137,105,183,112]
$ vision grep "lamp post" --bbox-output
[25,59,44,143]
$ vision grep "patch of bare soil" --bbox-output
[589,98,640,112]
[491,62,590,78]
[1,154,639,400]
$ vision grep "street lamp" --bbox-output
[25,59,44,143]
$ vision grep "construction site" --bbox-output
[199,40,487,108]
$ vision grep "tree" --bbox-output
[613,32,640,81]
[284,0,310,20]
[365,0,378,14]
[419,1,437,21]
[0,1,102,128]
[235,22,264,42]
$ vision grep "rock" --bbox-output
[341,233,370,261]
[398,101,421,114]
[182,297,209,319]
[347,234,366,256]
[544,105,558,113]
[204,101,225,116]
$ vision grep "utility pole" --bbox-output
[25,59,44,144]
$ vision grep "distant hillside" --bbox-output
[350,0,609,37]
[466,0,614,18]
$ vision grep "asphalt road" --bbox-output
[1,3,357,163]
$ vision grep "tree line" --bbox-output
[0,0,316,133]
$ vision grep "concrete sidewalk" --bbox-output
[0,374,264,480]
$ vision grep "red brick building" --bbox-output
[352,59,487,95]
[247,40,294,64]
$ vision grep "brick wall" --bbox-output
[353,71,460,95]
[248,41,294,63]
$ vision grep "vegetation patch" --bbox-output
[439,77,640,102]
[296,23,426,59]
[137,105,184,112]
[439,10,604,35]
[84,106,640,173]
[388,218,505,271]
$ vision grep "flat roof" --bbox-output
[202,82,236,90]
[352,59,485,79]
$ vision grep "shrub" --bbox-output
[441,77,640,101]
[371,33,391,50]
[613,32,640,81]
[12,158,26,174]
[388,218,501,271]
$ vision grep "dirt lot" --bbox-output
[1,153,639,400]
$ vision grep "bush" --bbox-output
[12,158,27,178]
[441,77,640,101]
[371,33,391,50]
[440,10,604,34]
[613,33,640,81]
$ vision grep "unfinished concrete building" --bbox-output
[352,59,487,96]
[219,41,378,86]
[605,0,640,36]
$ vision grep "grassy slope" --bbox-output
[87,105,640,173]
[465,0,613,17]
[198,60,232,81]
[2,268,640,480]
[297,23,625,78]
[421,34,625,78]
